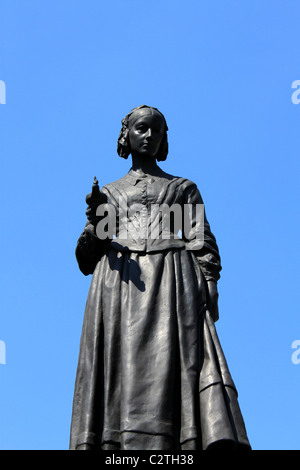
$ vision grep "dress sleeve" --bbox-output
[182,182,222,282]
[75,223,110,275]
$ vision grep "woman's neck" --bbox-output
[131,154,161,176]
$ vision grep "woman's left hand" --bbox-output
[207,280,219,322]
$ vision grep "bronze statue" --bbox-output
[70,105,251,450]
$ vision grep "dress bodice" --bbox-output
[76,168,222,282]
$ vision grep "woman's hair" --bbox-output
[117,105,169,161]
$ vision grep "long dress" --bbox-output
[69,168,251,450]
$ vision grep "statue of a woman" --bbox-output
[70,105,251,450]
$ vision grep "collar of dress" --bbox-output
[126,168,156,186]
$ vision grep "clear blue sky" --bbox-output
[1,0,299,450]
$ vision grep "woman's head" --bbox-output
[117,105,168,161]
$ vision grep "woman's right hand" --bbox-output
[85,191,107,225]
[85,177,107,225]
[85,202,100,225]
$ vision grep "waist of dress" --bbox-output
[109,235,204,253]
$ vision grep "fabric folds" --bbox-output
[70,249,250,450]
[70,169,250,450]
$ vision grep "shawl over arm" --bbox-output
[182,181,222,283]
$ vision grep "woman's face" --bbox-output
[128,112,165,159]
